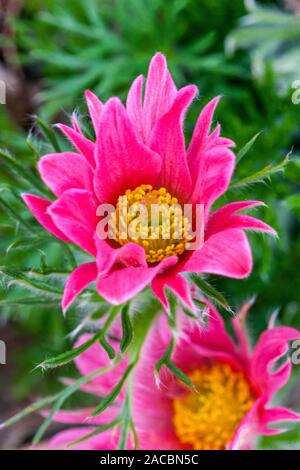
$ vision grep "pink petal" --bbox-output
[189,146,235,209]
[173,302,242,372]
[71,113,83,134]
[260,406,300,435]
[126,74,144,142]
[97,256,177,305]
[232,298,255,364]
[150,85,197,200]
[209,123,235,148]
[38,152,94,197]
[217,136,235,147]
[206,201,276,238]
[188,97,235,153]
[95,238,119,275]
[43,406,119,426]
[48,189,98,255]
[207,123,235,148]
[132,305,244,449]
[182,229,253,279]
[94,97,161,204]
[188,96,221,163]
[221,214,276,235]
[22,193,71,242]
[74,334,128,398]
[187,97,236,209]
[95,238,147,275]
[84,90,103,134]
[152,272,194,311]
[209,122,221,140]
[231,398,300,443]
[57,124,95,167]
[228,400,260,450]
[48,427,117,450]
[206,201,265,235]
[132,315,184,450]
[143,53,177,143]
[251,326,300,400]
[62,262,97,312]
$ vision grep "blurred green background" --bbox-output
[1,0,300,449]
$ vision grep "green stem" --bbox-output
[38,305,122,370]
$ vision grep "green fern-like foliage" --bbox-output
[14,0,246,119]
[227,0,300,92]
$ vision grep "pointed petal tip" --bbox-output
[22,193,41,214]
[103,96,123,112]
[151,51,167,64]
[147,52,169,80]
[21,192,30,202]
[134,73,144,82]
[62,296,72,316]
[84,89,95,99]
[55,123,70,136]
[62,304,68,317]
[210,94,222,107]
[181,84,198,100]
[249,200,267,208]
[84,89,102,105]
[269,227,278,238]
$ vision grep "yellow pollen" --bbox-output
[109,184,192,264]
[172,363,254,450]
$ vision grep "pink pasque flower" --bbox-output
[48,302,300,450]
[23,53,275,312]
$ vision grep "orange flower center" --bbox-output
[172,363,254,450]
[109,184,192,263]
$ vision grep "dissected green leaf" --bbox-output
[0,148,48,194]
[7,236,53,252]
[37,306,121,369]
[0,297,59,306]
[155,338,195,389]
[0,267,63,298]
[32,394,66,445]
[118,394,131,450]
[166,361,195,389]
[237,131,263,163]
[120,303,133,353]
[31,362,118,444]
[165,290,178,327]
[155,338,174,376]
[0,393,61,430]
[92,362,136,417]
[190,274,230,310]
[100,337,116,360]
[67,418,121,448]
[37,335,98,370]
[230,154,290,190]
[0,196,36,234]
[0,361,114,431]
[34,116,61,152]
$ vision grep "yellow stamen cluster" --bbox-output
[109,184,192,264]
[173,363,254,450]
